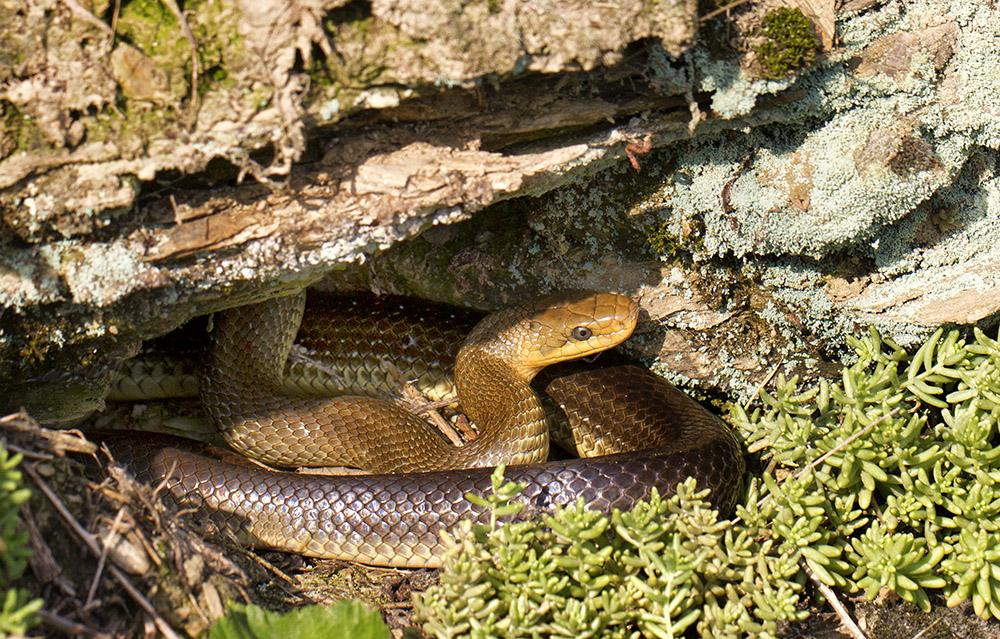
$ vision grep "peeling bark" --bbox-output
[1,0,999,428]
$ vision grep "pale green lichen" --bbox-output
[667,0,999,261]
[414,325,1000,637]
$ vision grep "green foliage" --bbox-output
[208,601,389,639]
[417,467,803,639]
[646,222,686,258]
[415,326,1000,637]
[0,589,42,637]
[0,446,41,637]
[645,220,704,258]
[757,8,818,79]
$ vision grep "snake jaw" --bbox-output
[518,292,639,372]
[454,291,638,381]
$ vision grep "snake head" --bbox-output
[460,291,639,378]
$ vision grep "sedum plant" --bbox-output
[0,446,42,637]
[414,326,1000,638]
[209,601,389,639]
[416,468,807,639]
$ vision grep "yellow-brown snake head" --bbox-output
[458,291,639,380]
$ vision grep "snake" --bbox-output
[101,290,746,568]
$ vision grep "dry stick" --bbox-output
[740,407,903,635]
[287,347,351,390]
[239,548,299,588]
[117,507,163,569]
[160,0,200,120]
[733,369,901,636]
[804,566,870,639]
[735,406,904,523]
[21,501,76,597]
[86,508,127,608]
[59,0,115,36]
[910,616,945,639]
[186,590,212,627]
[22,463,184,639]
[700,0,755,21]
[711,350,904,635]
[4,442,55,462]
[792,406,902,481]
[0,412,96,456]
[742,357,785,413]
[385,362,469,446]
[38,609,113,639]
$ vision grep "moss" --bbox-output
[115,0,181,58]
[646,218,705,257]
[321,5,412,89]
[188,0,245,94]
[757,8,818,80]
[646,221,686,256]
[3,105,46,156]
[113,0,245,104]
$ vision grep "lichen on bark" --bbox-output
[1,0,999,426]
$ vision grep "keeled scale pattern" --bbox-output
[200,291,637,473]
[106,291,744,566]
[104,430,742,568]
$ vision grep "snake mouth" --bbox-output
[522,292,639,369]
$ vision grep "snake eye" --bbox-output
[571,326,593,341]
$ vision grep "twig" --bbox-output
[0,412,97,456]
[3,442,55,462]
[287,346,351,390]
[743,357,784,412]
[60,0,115,36]
[170,194,183,226]
[38,608,113,639]
[186,590,212,627]
[733,406,904,525]
[23,462,184,639]
[159,0,200,121]
[87,508,127,607]
[700,0,754,21]
[240,548,298,587]
[910,616,945,639]
[385,363,469,446]
[804,565,869,639]
[22,501,76,597]
[792,407,901,481]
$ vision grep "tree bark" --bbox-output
[1,0,999,424]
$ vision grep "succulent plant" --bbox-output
[414,325,1000,637]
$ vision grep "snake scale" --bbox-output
[102,290,746,568]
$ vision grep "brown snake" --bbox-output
[102,290,746,567]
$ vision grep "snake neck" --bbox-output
[205,293,304,389]
[201,293,306,435]
[454,347,549,466]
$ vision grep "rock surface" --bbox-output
[1,0,998,423]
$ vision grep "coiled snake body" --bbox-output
[104,291,745,568]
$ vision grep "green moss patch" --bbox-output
[758,8,818,79]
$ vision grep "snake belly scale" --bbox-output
[102,290,746,568]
